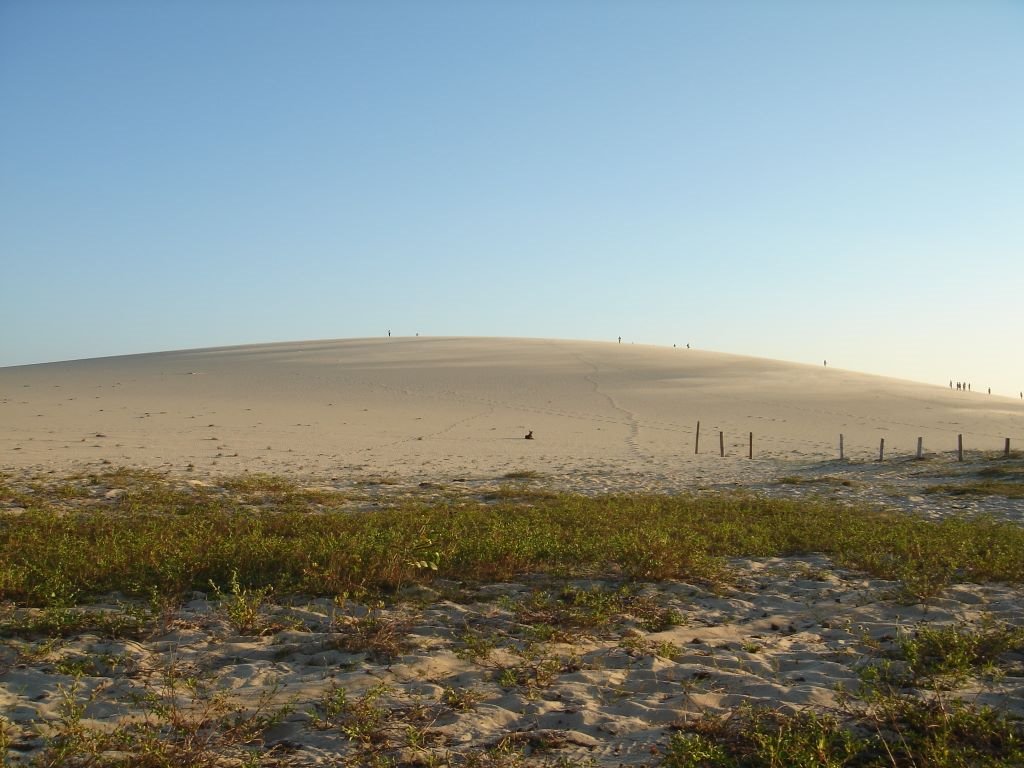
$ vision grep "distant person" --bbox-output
[988,387,991,395]
[618,336,621,344]
[823,360,827,367]
[388,329,391,337]
[686,343,690,349]
[949,380,953,389]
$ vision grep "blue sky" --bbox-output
[2,1,1022,395]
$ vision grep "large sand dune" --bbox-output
[2,336,1022,486]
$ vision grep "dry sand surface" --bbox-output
[2,337,1024,765]
[2,336,1022,489]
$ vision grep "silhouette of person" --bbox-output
[618,336,621,344]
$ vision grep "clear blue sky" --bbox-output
[2,1,1022,395]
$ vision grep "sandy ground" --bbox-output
[2,337,1023,765]
[2,556,1022,765]
[2,336,1022,488]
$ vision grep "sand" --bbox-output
[2,336,1021,487]
[2,337,1023,765]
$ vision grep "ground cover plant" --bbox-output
[924,456,1024,499]
[3,470,1024,605]
[1,469,1023,766]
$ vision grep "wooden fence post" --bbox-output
[839,434,844,460]
[749,432,753,460]
[958,434,963,462]
[1006,437,1012,457]
[916,437,923,459]
[719,431,724,457]
[695,421,700,454]
[878,437,885,462]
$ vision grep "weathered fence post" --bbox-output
[749,432,753,460]
[916,437,923,459]
[695,421,700,454]
[1006,437,1012,457]
[878,438,885,462]
[719,431,724,457]
[839,434,844,460]
[958,434,964,462]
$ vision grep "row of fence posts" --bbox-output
[694,421,1013,461]
[695,421,755,459]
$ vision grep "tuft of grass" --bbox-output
[328,607,414,664]
[502,470,543,480]
[924,458,1024,498]
[442,685,485,712]
[777,475,853,487]
[924,480,1024,498]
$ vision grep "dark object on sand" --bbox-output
[524,430,534,440]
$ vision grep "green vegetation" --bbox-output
[859,620,1024,688]
[663,697,1024,768]
[777,475,854,487]
[2,471,1023,607]
[925,458,1024,498]
[925,480,1024,498]
[3,469,1024,767]
[8,666,294,768]
[502,470,543,480]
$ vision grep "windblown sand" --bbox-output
[2,337,1023,765]
[2,336,1021,486]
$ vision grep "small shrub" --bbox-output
[209,569,272,635]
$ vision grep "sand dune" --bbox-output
[2,336,1021,486]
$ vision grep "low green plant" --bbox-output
[209,569,272,635]
[896,620,1024,686]
[309,682,392,745]
[925,480,1024,498]
[442,685,484,711]
[662,731,730,768]
[329,606,413,664]
[663,695,1024,768]
[457,628,500,663]
[3,472,1024,610]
